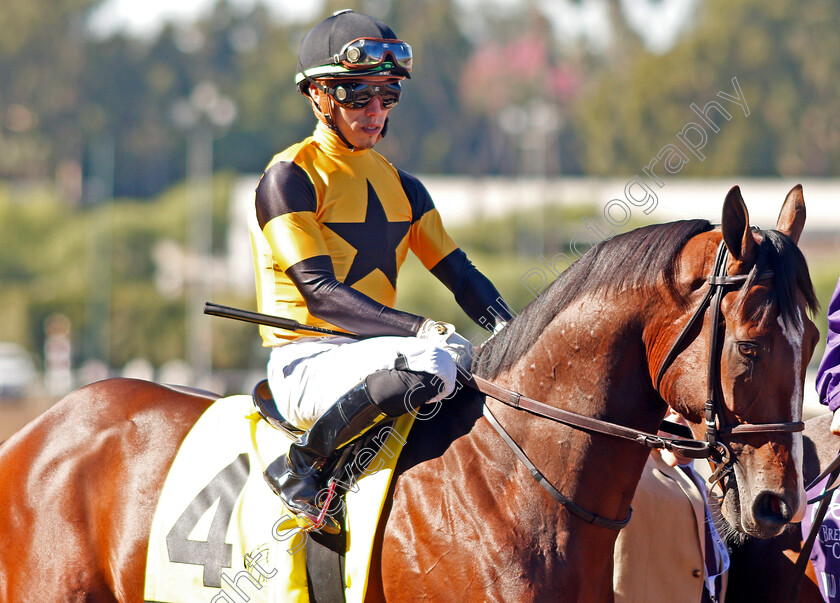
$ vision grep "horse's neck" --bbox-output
[386,313,662,602]
[386,303,668,599]
[384,392,618,601]
[483,302,663,558]
[494,298,666,446]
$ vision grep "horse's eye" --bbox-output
[737,342,759,359]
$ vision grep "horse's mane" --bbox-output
[474,219,817,380]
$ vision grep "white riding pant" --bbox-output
[266,336,458,430]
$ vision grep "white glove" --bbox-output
[417,319,474,375]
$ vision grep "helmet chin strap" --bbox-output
[312,86,356,151]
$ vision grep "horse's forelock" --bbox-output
[734,230,818,331]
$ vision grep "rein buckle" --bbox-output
[708,442,734,486]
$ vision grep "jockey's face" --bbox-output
[310,77,398,149]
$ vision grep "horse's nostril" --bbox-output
[753,491,790,527]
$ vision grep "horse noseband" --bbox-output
[655,241,804,485]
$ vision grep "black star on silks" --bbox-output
[324,181,410,289]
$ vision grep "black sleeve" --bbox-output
[397,167,511,331]
[255,161,317,229]
[430,249,513,331]
[397,168,434,224]
[286,256,426,337]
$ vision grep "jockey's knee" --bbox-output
[365,351,456,417]
[394,341,457,389]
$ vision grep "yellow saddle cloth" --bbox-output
[143,394,413,603]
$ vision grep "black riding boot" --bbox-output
[264,361,447,527]
[264,380,386,522]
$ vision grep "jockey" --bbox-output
[249,9,512,528]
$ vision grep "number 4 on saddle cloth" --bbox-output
[143,383,415,603]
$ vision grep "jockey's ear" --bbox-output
[775,184,806,245]
[721,185,757,275]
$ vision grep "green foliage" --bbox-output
[3,0,840,196]
[0,0,98,181]
[573,0,840,177]
[0,175,238,369]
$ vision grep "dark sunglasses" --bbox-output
[318,80,402,109]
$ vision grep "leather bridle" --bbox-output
[475,240,805,528]
[653,241,804,484]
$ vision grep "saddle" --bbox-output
[252,380,305,438]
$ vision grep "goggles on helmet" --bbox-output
[317,80,402,109]
[334,38,413,73]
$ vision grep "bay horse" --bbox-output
[0,185,819,602]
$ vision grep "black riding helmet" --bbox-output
[295,9,412,95]
[295,9,413,149]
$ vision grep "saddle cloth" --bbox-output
[143,394,414,603]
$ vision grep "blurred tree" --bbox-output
[2,0,684,195]
[0,174,248,370]
[229,4,317,172]
[574,0,840,177]
[457,6,585,175]
[377,0,479,173]
[0,0,100,191]
[81,2,265,197]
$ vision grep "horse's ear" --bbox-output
[776,184,806,245]
[721,185,758,273]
